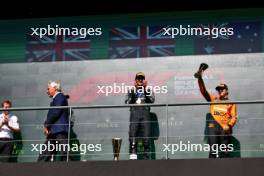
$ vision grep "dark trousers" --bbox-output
[0,138,13,162]
[129,108,151,160]
[38,132,69,162]
[208,120,232,158]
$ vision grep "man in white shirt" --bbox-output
[0,100,20,162]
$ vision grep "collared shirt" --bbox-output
[52,92,61,99]
[0,113,20,139]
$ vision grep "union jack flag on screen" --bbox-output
[109,26,176,58]
[26,33,91,62]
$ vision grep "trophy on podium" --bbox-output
[194,63,209,78]
[112,138,122,161]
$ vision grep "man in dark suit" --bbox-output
[38,81,70,162]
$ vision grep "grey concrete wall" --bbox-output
[0,53,264,162]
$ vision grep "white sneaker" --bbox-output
[129,154,137,160]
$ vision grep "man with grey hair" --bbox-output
[38,81,70,162]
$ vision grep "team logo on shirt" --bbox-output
[213,111,227,116]
[213,107,228,116]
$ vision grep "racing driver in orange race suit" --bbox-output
[195,68,237,158]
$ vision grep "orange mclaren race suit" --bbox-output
[198,78,237,158]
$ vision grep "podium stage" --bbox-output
[1,158,263,176]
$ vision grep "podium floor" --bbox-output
[0,158,263,176]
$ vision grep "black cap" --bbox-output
[135,72,145,79]
[215,83,228,91]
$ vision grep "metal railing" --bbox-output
[2,100,264,112]
[1,100,264,162]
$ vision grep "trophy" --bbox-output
[112,138,122,161]
[194,63,209,78]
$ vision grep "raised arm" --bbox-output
[197,75,212,102]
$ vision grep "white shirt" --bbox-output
[52,92,61,99]
[0,113,20,139]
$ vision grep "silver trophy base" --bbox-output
[129,154,137,160]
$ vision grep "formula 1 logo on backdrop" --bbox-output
[68,72,174,104]
[68,70,224,104]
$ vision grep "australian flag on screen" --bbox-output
[26,32,91,62]
[109,26,176,58]
[194,21,262,54]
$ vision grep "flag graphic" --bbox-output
[26,32,91,62]
[109,26,175,58]
[194,21,262,54]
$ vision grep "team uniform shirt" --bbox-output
[208,94,237,128]
[198,79,237,129]
[0,113,19,139]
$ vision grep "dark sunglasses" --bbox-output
[136,76,145,80]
